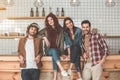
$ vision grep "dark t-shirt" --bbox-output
[50,30,57,48]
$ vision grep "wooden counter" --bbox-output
[0,55,120,80]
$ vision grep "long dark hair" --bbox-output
[63,17,75,36]
[45,13,61,36]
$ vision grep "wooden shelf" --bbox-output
[0,7,6,10]
[103,36,120,38]
[0,36,25,39]
[0,36,120,39]
[7,16,68,20]
[104,69,120,71]
[0,69,20,72]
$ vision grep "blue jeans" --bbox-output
[48,48,60,71]
[70,45,81,72]
[21,69,40,80]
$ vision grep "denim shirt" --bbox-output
[64,27,82,49]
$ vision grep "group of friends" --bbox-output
[18,13,109,80]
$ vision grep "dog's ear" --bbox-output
[92,28,98,34]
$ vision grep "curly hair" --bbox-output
[26,22,39,36]
[45,13,61,36]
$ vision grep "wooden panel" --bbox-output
[41,61,53,72]
[106,55,120,60]
[7,16,68,20]
[0,55,19,61]
[108,71,120,80]
[0,55,120,80]
[0,7,6,10]
[103,36,120,38]
[0,61,20,70]
[0,36,25,39]
[0,72,21,80]
[101,72,109,80]
[103,60,120,69]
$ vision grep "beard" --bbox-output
[29,33,36,37]
[83,30,90,35]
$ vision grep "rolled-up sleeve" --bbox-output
[78,28,82,48]
[64,32,72,48]
[98,34,109,56]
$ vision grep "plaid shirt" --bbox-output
[82,33,109,66]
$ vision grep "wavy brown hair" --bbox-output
[45,13,61,36]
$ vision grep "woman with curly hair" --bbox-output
[38,13,68,80]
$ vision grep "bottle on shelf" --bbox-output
[42,7,45,16]
[56,7,59,16]
[119,50,120,55]
[61,8,64,16]
[36,7,39,17]
[49,7,52,13]
[30,8,34,17]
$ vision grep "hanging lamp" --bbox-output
[70,0,80,7]
[33,0,44,7]
[3,0,14,6]
[105,0,116,7]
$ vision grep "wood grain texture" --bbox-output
[0,55,120,80]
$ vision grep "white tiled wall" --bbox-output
[0,0,120,54]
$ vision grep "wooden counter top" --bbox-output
[0,55,120,80]
[0,55,120,70]
[0,54,120,61]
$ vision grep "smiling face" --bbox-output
[28,27,37,36]
[47,17,54,27]
[82,23,91,35]
[65,20,74,30]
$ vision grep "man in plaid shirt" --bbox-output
[81,20,109,80]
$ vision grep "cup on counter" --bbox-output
[119,50,120,55]
[4,33,8,36]
[104,33,107,36]
[92,28,98,34]
[19,33,25,36]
